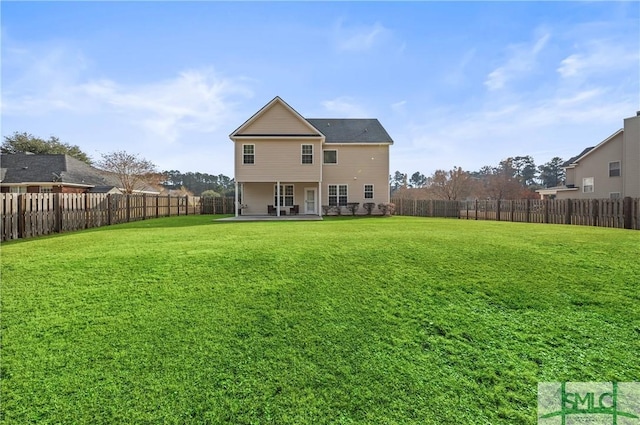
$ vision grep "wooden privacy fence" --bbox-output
[1,194,236,241]
[391,198,461,218]
[392,197,640,230]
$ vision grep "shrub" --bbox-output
[201,190,221,198]
[377,202,396,216]
[321,205,332,216]
[363,202,376,215]
[332,205,342,216]
[346,202,360,216]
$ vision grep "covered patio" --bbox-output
[216,214,323,222]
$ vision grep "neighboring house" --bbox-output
[537,112,640,200]
[0,153,158,194]
[229,96,393,216]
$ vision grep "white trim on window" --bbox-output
[609,161,621,177]
[582,177,594,193]
[301,144,313,164]
[274,184,294,207]
[328,184,348,206]
[243,144,255,165]
[364,184,374,199]
[323,150,337,164]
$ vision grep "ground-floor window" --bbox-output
[274,184,294,206]
[328,184,348,206]
[582,177,594,193]
[364,184,374,199]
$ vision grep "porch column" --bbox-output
[276,181,280,217]
[318,182,322,216]
[235,181,239,217]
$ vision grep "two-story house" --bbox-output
[537,111,640,200]
[229,97,393,217]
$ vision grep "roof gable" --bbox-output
[563,129,623,168]
[230,96,322,138]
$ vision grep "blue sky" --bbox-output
[2,1,639,177]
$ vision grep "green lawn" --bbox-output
[1,216,638,424]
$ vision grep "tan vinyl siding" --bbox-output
[623,115,640,197]
[556,132,623,199]
[322,144,390,205]
[238,101,318,135]
[235,140,322,182]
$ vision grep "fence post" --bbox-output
[623,197,632,229]
[107,194,112,226]
[54,193,63,232]
[525,198,531,223]
[167,194,171,217]
[510,200,515,222]
[592,199,599,226]
[185,196,188,216]
[143,195,147,220]
[155,195,159,218]
[496,199,501,222]
[565,199,572,225]
[126,195,131,222]
[85,194,90,229]
[543,199,549,224]
[474,199,478,220]
[17,194,25,239]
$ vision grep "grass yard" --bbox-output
[1,216,639,424]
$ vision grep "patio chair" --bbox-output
[289,205,299,215]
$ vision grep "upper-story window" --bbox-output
[583,177,594,193]
[243,144,255,164]
[302,144,313,164]
[323,150,337,164]
[609,161,621,177]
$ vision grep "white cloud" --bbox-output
[334,20,390,52]
[321,96,370,118]
[1,42,253,144]
[76,69,252,143]
[557,40,639,78]
[485,31,551,90]
[391,100,407,113]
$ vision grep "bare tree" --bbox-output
[96,151,159,194]
[428,167,473,200]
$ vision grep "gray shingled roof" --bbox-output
[562,147,594,167]
[307,119,394,144]
[0,153,112,186]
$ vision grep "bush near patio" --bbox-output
[1,216,638,424]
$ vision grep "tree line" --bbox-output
[1,132,235,196]
[391,155,566,200]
